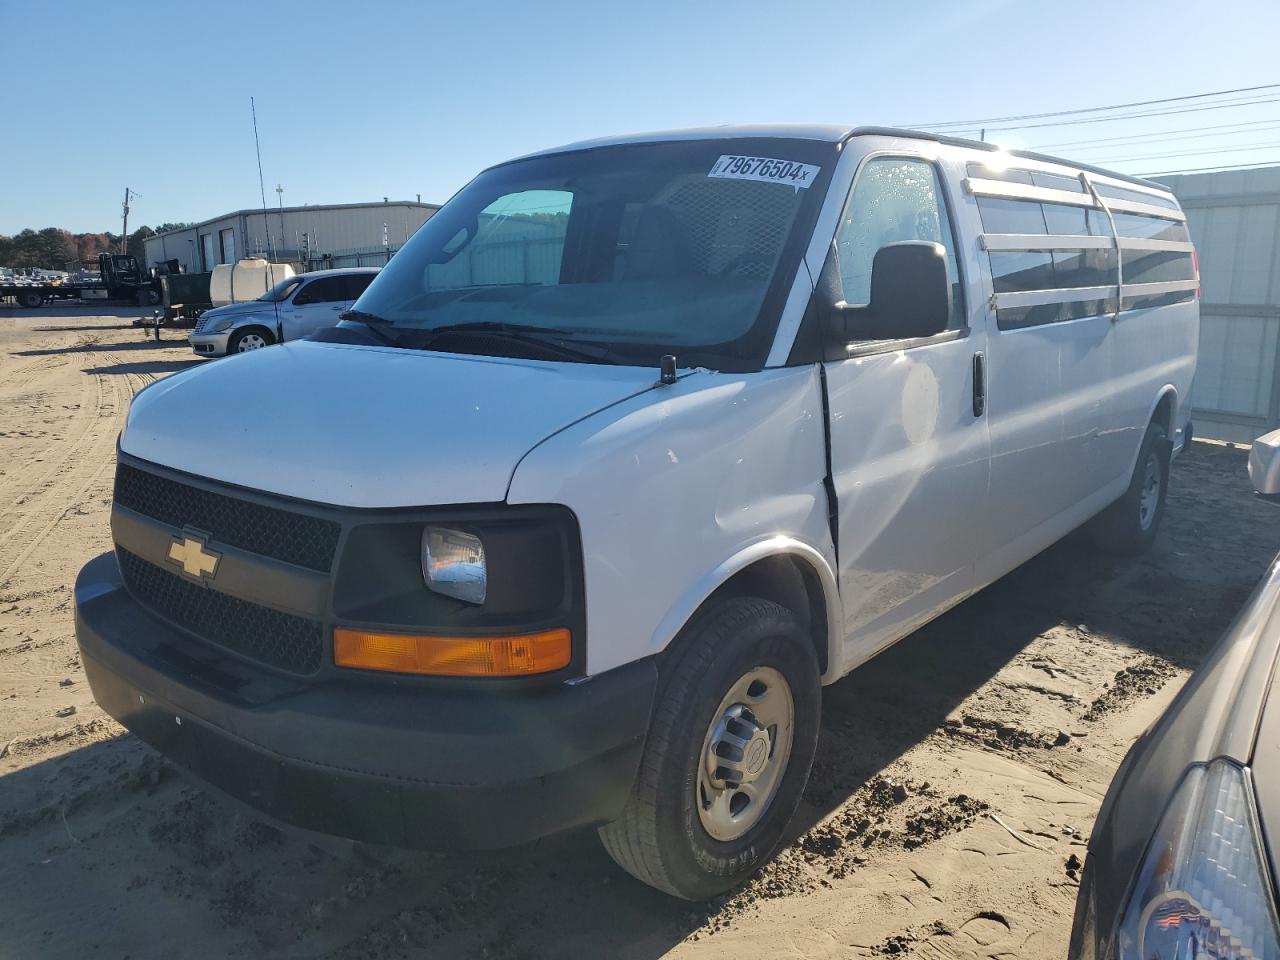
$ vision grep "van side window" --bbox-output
[967,161,1194,325]
[835,158,963,331]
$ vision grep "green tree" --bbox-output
[126,225,155,264]
[37,227,77,269]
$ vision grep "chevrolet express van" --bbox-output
[75,125,1198,899]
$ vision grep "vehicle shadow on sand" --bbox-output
[83,358,204,377]
[0,305,149,320]
[2,446,1276,959]
[29,323,143,333]
[16,337,194,359]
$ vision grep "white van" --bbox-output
[75,125,1197,899]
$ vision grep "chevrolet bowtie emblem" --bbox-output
[167,532,220,580]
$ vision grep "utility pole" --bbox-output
[121,187,132,254]
[276,184,286,259]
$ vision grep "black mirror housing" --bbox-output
[830,241,951,342]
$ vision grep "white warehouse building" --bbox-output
[143,200,439,274]
[1156,166,1280,443]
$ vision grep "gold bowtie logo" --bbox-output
[168,533,220,580]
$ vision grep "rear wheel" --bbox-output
[1091,421,1170,555]
[598,597,820,899]
[17,290,42,308]
[228,327,274,354]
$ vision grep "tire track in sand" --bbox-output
[0,350,101,518]
[0,354,126,587]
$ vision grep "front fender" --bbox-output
[506,364,834,679]
[648,535,842,683]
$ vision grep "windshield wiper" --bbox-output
[339,309,402,348]
[418,321,615,364]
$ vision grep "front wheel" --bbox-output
[599,597,820,899]
[1090,421,1170,555]
[228,327,275,354]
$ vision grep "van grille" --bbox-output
[117,548,323,675]
[114,463,340,573]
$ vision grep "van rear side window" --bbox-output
[967,162,1194,327]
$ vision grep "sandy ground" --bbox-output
[1,306,1278,960]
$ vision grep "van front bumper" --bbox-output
[74,551,655,849]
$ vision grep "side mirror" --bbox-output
[831,241,951,342]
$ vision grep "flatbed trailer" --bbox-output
[0,254,162,308]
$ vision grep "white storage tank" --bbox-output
[209,259,295,306]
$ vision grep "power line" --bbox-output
[1099,140,1280,165]
[907,82,1280,129]
[943,95,1280,137]
[1028,117,1280,151]
[1138,159,1280,176]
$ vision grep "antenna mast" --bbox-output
[250,96,283,340]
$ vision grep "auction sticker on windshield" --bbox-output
[708,155,820,188]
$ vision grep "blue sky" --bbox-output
[4,0,1279,234]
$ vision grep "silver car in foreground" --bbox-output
[1071,552,1280,959]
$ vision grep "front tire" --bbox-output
[599,597,820,899]
[228,327,275,354]
[1091,421,1170,555]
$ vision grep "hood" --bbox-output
[122,341,661,507]
[202,300,276,321]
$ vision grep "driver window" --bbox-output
[293,277,347,305]
[426,190,572,290]
[835,158,963,328]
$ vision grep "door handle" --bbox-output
[972,351,986,418]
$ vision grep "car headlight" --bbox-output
[421,526,486,604]
[212,318,234,333]
[1115,759,1280,959]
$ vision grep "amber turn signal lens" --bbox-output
[334,627,571,677]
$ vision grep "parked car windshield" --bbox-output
[347,138,836,370]
[258,277,302,302]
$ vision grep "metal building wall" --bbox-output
[1158,166,1280,443]
[144,202,438,273]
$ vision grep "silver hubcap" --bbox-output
[237,333,267,352]
[1139,452,1162,530]
[697,666,794,842]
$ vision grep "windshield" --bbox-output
[258,277,302,302]
[348,138,835,370]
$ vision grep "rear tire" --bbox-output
[598,597,820,900]
[17,290,42,308]
[1091,421,1170,556]
[228,327,275,354]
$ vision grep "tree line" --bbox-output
[0,224,193,271]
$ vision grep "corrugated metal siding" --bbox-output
[1158,167,1280,443]
[144,202,437,273]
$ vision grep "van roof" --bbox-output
[518,124,1173,194]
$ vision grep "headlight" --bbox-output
[421,526,486,604]
[1116,759,1280,959]
[212,318,234,333]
